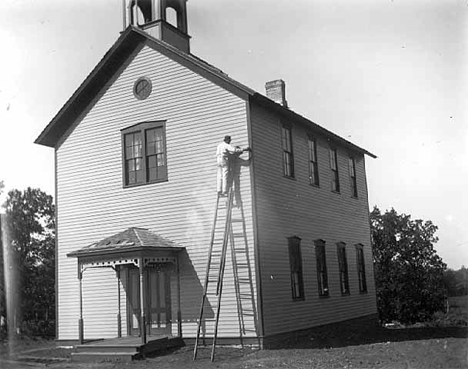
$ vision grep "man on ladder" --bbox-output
[216,135,250,196]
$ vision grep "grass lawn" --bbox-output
[0,325,466,369]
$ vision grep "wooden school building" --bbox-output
[35,0,378,353]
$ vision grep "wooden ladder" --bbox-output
[193,188,258,361]
[229,200,259,347]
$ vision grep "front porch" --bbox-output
[71,335,185,362]
[67,227,186,348]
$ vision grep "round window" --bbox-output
[133,77,152,100]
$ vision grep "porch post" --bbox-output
[116,267,122,338]
[78,266,84,344]
[176,257,182,338]
[139,258,147,344]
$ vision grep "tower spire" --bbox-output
[123,0,190,53]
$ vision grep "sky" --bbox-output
[0,0,466,269]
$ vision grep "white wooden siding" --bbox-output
[56,43,256,340]
[250,103,377,337]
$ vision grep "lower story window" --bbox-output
[356,244,367,293]
[288,236,304,300]
[337,242,350,295]
[314,239,329,297]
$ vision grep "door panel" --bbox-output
[147,268,171,335]
[128,269,141,336]
[127,267,171,336]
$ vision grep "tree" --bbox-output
[370,207,447,324]
[444,267,468,297]
[2,187,55,336]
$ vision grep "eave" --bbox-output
[67,245,185,259]
[251,93,377,159]
[34,26,376,159]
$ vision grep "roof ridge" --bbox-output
[133,227,145,246]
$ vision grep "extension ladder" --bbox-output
[193,189,258,361]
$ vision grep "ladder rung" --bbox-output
[231,219,243,223]
[232,233,245,237]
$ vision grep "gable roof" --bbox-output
[67,227,184,258]
[34,26,376,158]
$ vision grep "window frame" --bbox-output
[308,135,319,186]
[337,242,350,295]
[349,156,358,198]
[121,121,168,188]
[281,122,295,178]
[287,236,304,301]
[355,244,367,293]
[329,147,340,193]
[314,239,329,297]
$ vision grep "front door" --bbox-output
[127,267,172,336]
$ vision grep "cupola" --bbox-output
[123,0,190,53]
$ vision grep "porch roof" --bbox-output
[67,227,185,259]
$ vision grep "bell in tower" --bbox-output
[123,0,190,53]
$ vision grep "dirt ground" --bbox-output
[0,326,466,369]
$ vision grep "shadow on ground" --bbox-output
[268,325,468,349]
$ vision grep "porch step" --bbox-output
[71,336,176,362]
[75,344,140,354]
[71,351,139,363]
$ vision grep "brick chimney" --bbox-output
[265,79,288,108]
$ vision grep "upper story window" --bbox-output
[314,239,329,297]
[288,236,304,300]
[308,136,319,186]
[281,123,294,178]
[355,244,367,293]
[337,242,350,295]
[349,157,358,198]
[329,148,340,192]
[122,121,167,187]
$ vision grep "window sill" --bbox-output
[283,175,296,181]
[318,293,330,299]
[341,292,351,296]
[292,296,305,302]
[331,190,341,195]
[309,183,320,188]
[123,179,168,189]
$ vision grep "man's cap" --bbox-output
[224,135,231,141]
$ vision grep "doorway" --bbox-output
[127,266,172,336]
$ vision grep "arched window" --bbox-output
[165,7,178,27]
[131,0,152,25]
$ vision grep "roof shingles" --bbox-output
[68,227,182,257]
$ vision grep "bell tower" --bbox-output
[123,0,190,53]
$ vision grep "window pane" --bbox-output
[147,142,156,155]
[146,128,156,143]
[125,133,135,148]
[156,154,165,167]
[135,158,141,170]
[148,155,157,169]
[309,139,316,162]
[136,168,144,183]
